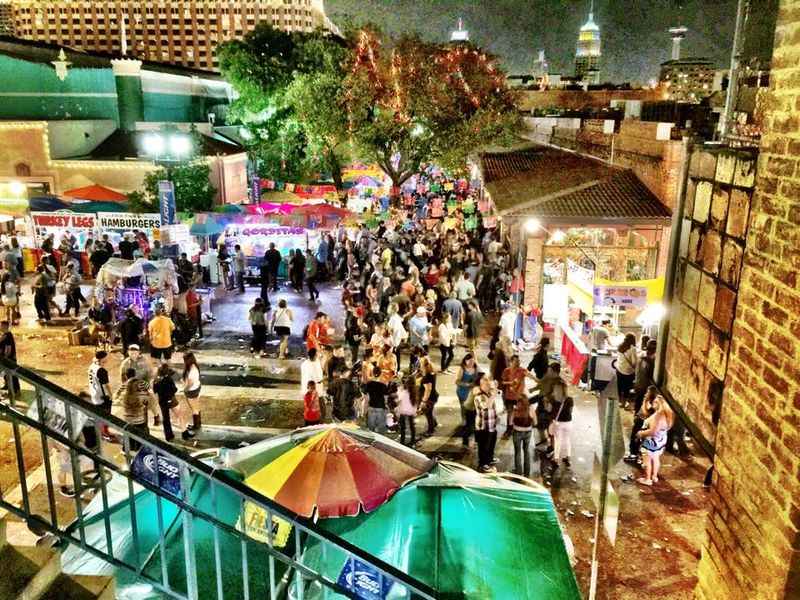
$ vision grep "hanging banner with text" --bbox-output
[31,212,96,229]
[97,212,161,231]
[158,180,176,226]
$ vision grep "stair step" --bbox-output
[0,544,60,600]
[38,574,115,600]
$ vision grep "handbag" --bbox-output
[167,396,180,409]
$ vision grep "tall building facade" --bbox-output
[5,0,339,72]
[659,57,715,102]
[574,0,601,84]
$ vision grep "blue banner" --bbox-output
[130,447,181,497]
[337,558,393,600]
[251,176,261,203]
[158,180,176,225]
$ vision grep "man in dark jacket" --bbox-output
[329,369,357,421]
[265,243,282,291]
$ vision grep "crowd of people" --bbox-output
[0,173,683,492]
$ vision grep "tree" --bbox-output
[285,35,351,195]
[128,161,216,215]
[343,30,520,195]
[217,25,349,188]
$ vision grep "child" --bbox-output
[397,376,417,446]
[303,381,321,426]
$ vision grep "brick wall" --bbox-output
[695,0,800,597]
[516,88,665,112]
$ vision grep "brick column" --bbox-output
[695,1,800,597]
[523,235,544,308]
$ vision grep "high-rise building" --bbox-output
[4,0,339,72]
[450,17,468,42]
[0,1,13,36]
[659,57,715,102]
[574,0,601,84]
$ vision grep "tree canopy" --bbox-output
[342,30,520,192]
[128,161,216,215]
[217,26,349,190]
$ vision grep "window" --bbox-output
[14,163,31,177]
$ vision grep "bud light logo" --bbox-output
[337,558,393,600]
[131,448,181,497]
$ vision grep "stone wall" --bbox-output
[695,0,800,597]
[664,147,757,449]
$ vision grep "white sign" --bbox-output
[160,224,190,247]
[32,212,95,229]
[567,259,595,296]
[97,212,161,231]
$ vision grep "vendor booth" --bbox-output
[61,426,580,600]
[95,258,178,323]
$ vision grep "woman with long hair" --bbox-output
[181,352,202,439]
[636,395,674,486]
[615,333,638,409]
[456,353,479,447]
[417,356,439,436]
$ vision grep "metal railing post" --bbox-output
[179,464,199,600]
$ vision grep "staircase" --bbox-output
[0,519,115,600]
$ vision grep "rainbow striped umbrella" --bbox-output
[241,426,433,519]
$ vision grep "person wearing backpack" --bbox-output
[512,393,537,477]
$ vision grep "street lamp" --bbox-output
[141,132,191,164]
[8,181,26,197]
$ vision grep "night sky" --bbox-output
[325,0,778,83]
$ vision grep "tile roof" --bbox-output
[508,170,671,223]
[480,144,671,223]
[481,146,618,212]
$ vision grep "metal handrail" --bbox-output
[0,357,438,600]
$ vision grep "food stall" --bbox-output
[95,258,178,323]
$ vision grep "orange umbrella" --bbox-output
[63,184,127,202]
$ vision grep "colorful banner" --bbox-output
[259,179,338,198]
[592,277,664,308]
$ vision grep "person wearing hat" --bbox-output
[119,343,153,385]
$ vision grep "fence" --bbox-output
[0,358,437,600]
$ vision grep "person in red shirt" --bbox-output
[303,381,321,426]
[501,355,536,438]
[306,312,333,351]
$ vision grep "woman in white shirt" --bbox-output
[387,303,408,367]
[181,352,202,439]
[271,298,294,359]
[438,313,459,373]
[615,333,639,409]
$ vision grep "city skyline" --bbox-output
[327,0,778,83]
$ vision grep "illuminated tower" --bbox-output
[669,25,688,60]
[451,18,469,42]
[575,0,601,84]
